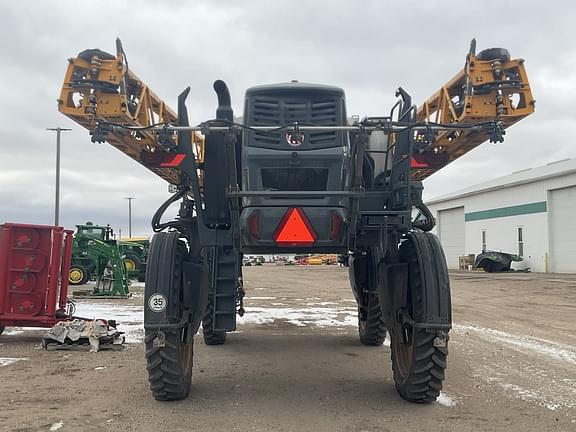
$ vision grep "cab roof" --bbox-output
[246,81,345,97]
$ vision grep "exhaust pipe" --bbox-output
[213,80,233,121]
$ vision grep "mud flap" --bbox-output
[348,254,367,303]
[182,260,208,339]
[377,262,408,340]
[377,232,452,339]
[144,232,207,339]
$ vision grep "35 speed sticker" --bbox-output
[148,293,167,312]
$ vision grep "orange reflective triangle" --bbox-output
[410,157,429,168]
[274,208,316,246]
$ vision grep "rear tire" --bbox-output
[350,247,387,346]
[358,293,387,346]
[390,232,450,403]
[145,329,193,401]
[123,251,142,276]
[144,232,193,401]
[69,265,89,285]
[202,297,226,345]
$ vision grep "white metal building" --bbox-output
[426,158,576,273]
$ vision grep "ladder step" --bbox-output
[210,248,241,332]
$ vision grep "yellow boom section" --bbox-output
[413,42,534,180]
[57,39,204,186]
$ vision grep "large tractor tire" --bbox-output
[476,47,511,62]
[144,232,193,401]
[390,232,451,403]
[201,297,226,345]
[359,292,387,346]
[349,247,387,346]
[123,251,141,275]
[69,265,89,285]
[137,262,147,282]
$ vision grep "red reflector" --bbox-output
[159,154,186,167]
[274,208,316,247]
[410,156,429,169]
[329,212,342,240]
[248,211,260,240]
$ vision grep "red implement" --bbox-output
[0,223,74,328]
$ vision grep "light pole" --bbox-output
[124,197,135,238]
[47,127,71,226]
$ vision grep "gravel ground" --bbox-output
[0,266,575,431]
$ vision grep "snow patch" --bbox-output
[455,324,576,365]
[49,421,64,431]
[383,334,391,347]
[437,391,456,407]
[240,306,357,328]
[74,301,144,343]
[69,300,363,341]
[477,364,576,411]
[304,301,340,306]
[0,357,28,367]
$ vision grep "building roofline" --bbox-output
[426,166,576,205]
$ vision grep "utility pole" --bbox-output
[124,197,135,238]
[47,127,71,226]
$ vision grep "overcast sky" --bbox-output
[1,0,574,237]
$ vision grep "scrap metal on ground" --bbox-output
[43,318,125,352]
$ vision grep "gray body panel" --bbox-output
[238,82,350,253]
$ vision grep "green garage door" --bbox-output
[549,186,576,273]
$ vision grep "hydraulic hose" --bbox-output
[413,203,436,232]
[151,188,188,232]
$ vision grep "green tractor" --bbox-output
[69,223,130,297]
[70,223,146,281]
[118,237,149,282]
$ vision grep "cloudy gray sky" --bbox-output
[1,0,574,237]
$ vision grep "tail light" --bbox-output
[248,211,260,240]
[329,212,342,240]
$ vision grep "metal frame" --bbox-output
[151,82,423,257]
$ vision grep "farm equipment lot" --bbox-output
[1,266,575,431]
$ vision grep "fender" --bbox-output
[378,232,451,336]
[348,254,367,303]
[144,232,208,336]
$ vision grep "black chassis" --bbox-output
[168,82,424,254]
[143,81,449,336]
[137,80,463,404]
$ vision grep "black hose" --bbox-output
[151,188,188,232]
[413,203,436,232]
